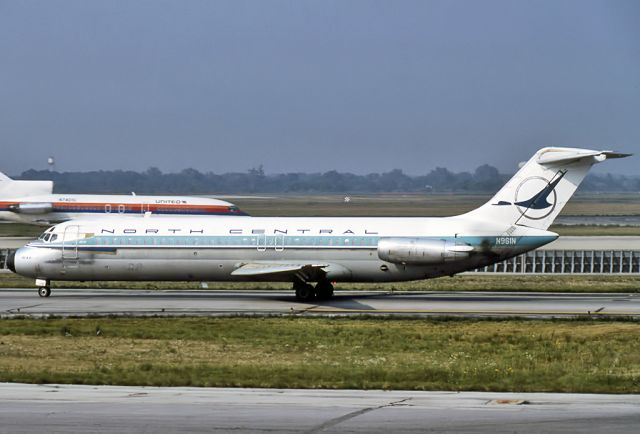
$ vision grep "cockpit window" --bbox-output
[38,233,57,242]
[39,226,57,241]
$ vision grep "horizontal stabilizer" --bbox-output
[537,148,631,166]
[600,151,633,159]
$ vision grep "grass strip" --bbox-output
[0,317,639,392]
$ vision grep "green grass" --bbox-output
[0,317,639,392]
[2,273,640,292]
[0,223,43,237]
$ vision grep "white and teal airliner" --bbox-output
[9,147,629,300]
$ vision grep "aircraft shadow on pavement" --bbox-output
[311,296,376,311]
[265,294,375,311]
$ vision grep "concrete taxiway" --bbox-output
[1,383,639,433]
[1,288,639,318]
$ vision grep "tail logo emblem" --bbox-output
[493,171,566,220]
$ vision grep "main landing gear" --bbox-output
[36,279,51,297]
[294,280,334,302]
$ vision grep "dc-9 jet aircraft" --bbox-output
[8,147,630,299]
[0,171,246,224]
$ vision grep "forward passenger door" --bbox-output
[62,224,80,268]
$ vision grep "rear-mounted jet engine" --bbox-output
[377,238,474,265]
[8,203,54,214]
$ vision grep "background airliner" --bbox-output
[0,172,246,224]
[8,147,629,299]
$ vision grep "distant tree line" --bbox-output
[16,165,640,194]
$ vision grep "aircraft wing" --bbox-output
[231,262,330,277]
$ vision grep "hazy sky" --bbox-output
[1,0,638,175]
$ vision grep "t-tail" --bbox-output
[0,172,53,198]
[463,147,631,230]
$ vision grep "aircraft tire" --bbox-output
[315,281,334,299]
[295,283,315,301]
[38,287,51,298]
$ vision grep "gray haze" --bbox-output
[1,0,638,175]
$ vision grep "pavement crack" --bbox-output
[304,397,412,433]
[6,303,44,314]
[292,305,322,315]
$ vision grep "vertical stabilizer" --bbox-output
[462,147,631,230]
[0,172,54,198]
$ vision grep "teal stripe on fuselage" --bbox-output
[31,235,557,250]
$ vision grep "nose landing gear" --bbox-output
[36,279,51,297]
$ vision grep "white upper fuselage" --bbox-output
[42,214,541,237]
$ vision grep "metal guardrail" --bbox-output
[471,250,640,274]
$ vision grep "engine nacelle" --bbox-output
[377,237,473,265]
[8,202,53,214]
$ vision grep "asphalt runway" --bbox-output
[1,383,639,433]
[1,288,640,318]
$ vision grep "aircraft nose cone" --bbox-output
[12,245,61,278]
[6,250,16,273]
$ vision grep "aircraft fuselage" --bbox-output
[11,216,557,283]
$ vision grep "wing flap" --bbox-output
[231,262,329,277]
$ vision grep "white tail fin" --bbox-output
[0,172,54,198]
[463,147,631,230]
